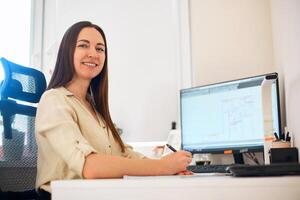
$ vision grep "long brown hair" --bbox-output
[48,21,125,152]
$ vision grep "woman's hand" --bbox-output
[159,150,193,175]
[175,170,193,175]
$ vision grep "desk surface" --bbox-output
[52,174,300,200]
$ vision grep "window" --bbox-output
[0,0,33,148]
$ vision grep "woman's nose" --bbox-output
[87,48,98,58]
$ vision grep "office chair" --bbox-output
[0,57,46,199]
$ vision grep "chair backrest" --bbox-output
[0,57,46,193]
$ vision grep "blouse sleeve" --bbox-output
[35,91,97,178]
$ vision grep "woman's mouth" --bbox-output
[81,62,98,67]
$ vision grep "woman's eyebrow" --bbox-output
[77,39,105,46]
[77,39,90,43]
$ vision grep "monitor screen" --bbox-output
[180,73,281,154]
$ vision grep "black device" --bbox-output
[270,147,299,163]
[180,73,281,164]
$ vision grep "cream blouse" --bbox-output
[35,87,145,192]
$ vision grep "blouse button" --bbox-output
[108,145,111,148]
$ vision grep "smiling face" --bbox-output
[72,27,106,83]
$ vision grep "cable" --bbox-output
[245,152,260,165]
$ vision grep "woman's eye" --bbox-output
[96,47,105,53]
[78,44,88,48]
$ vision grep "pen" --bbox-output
[273,132,279,141]
[166,144,177,152]
[281,131,285,141]
[286,132,291,142]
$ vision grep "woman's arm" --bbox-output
[83,150,192,179]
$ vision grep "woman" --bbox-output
[35,21,192,198]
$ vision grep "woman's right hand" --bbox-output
[159,150,193,175]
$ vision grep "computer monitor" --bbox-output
[180,73,281,163]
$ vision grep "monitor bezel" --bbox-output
[180,72,282,154]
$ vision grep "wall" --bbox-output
[190,0,275,86]
[36,0,300,147]
[271,0,300,148]
[189,0,300,149]
[40,0,191,142]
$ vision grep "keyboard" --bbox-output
[227,163,300,177]
[187,164,230,173]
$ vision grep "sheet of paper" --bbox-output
[123,173,226,180]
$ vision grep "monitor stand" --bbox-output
[233,153,245,164]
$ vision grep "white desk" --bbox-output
[51,174,300,200]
